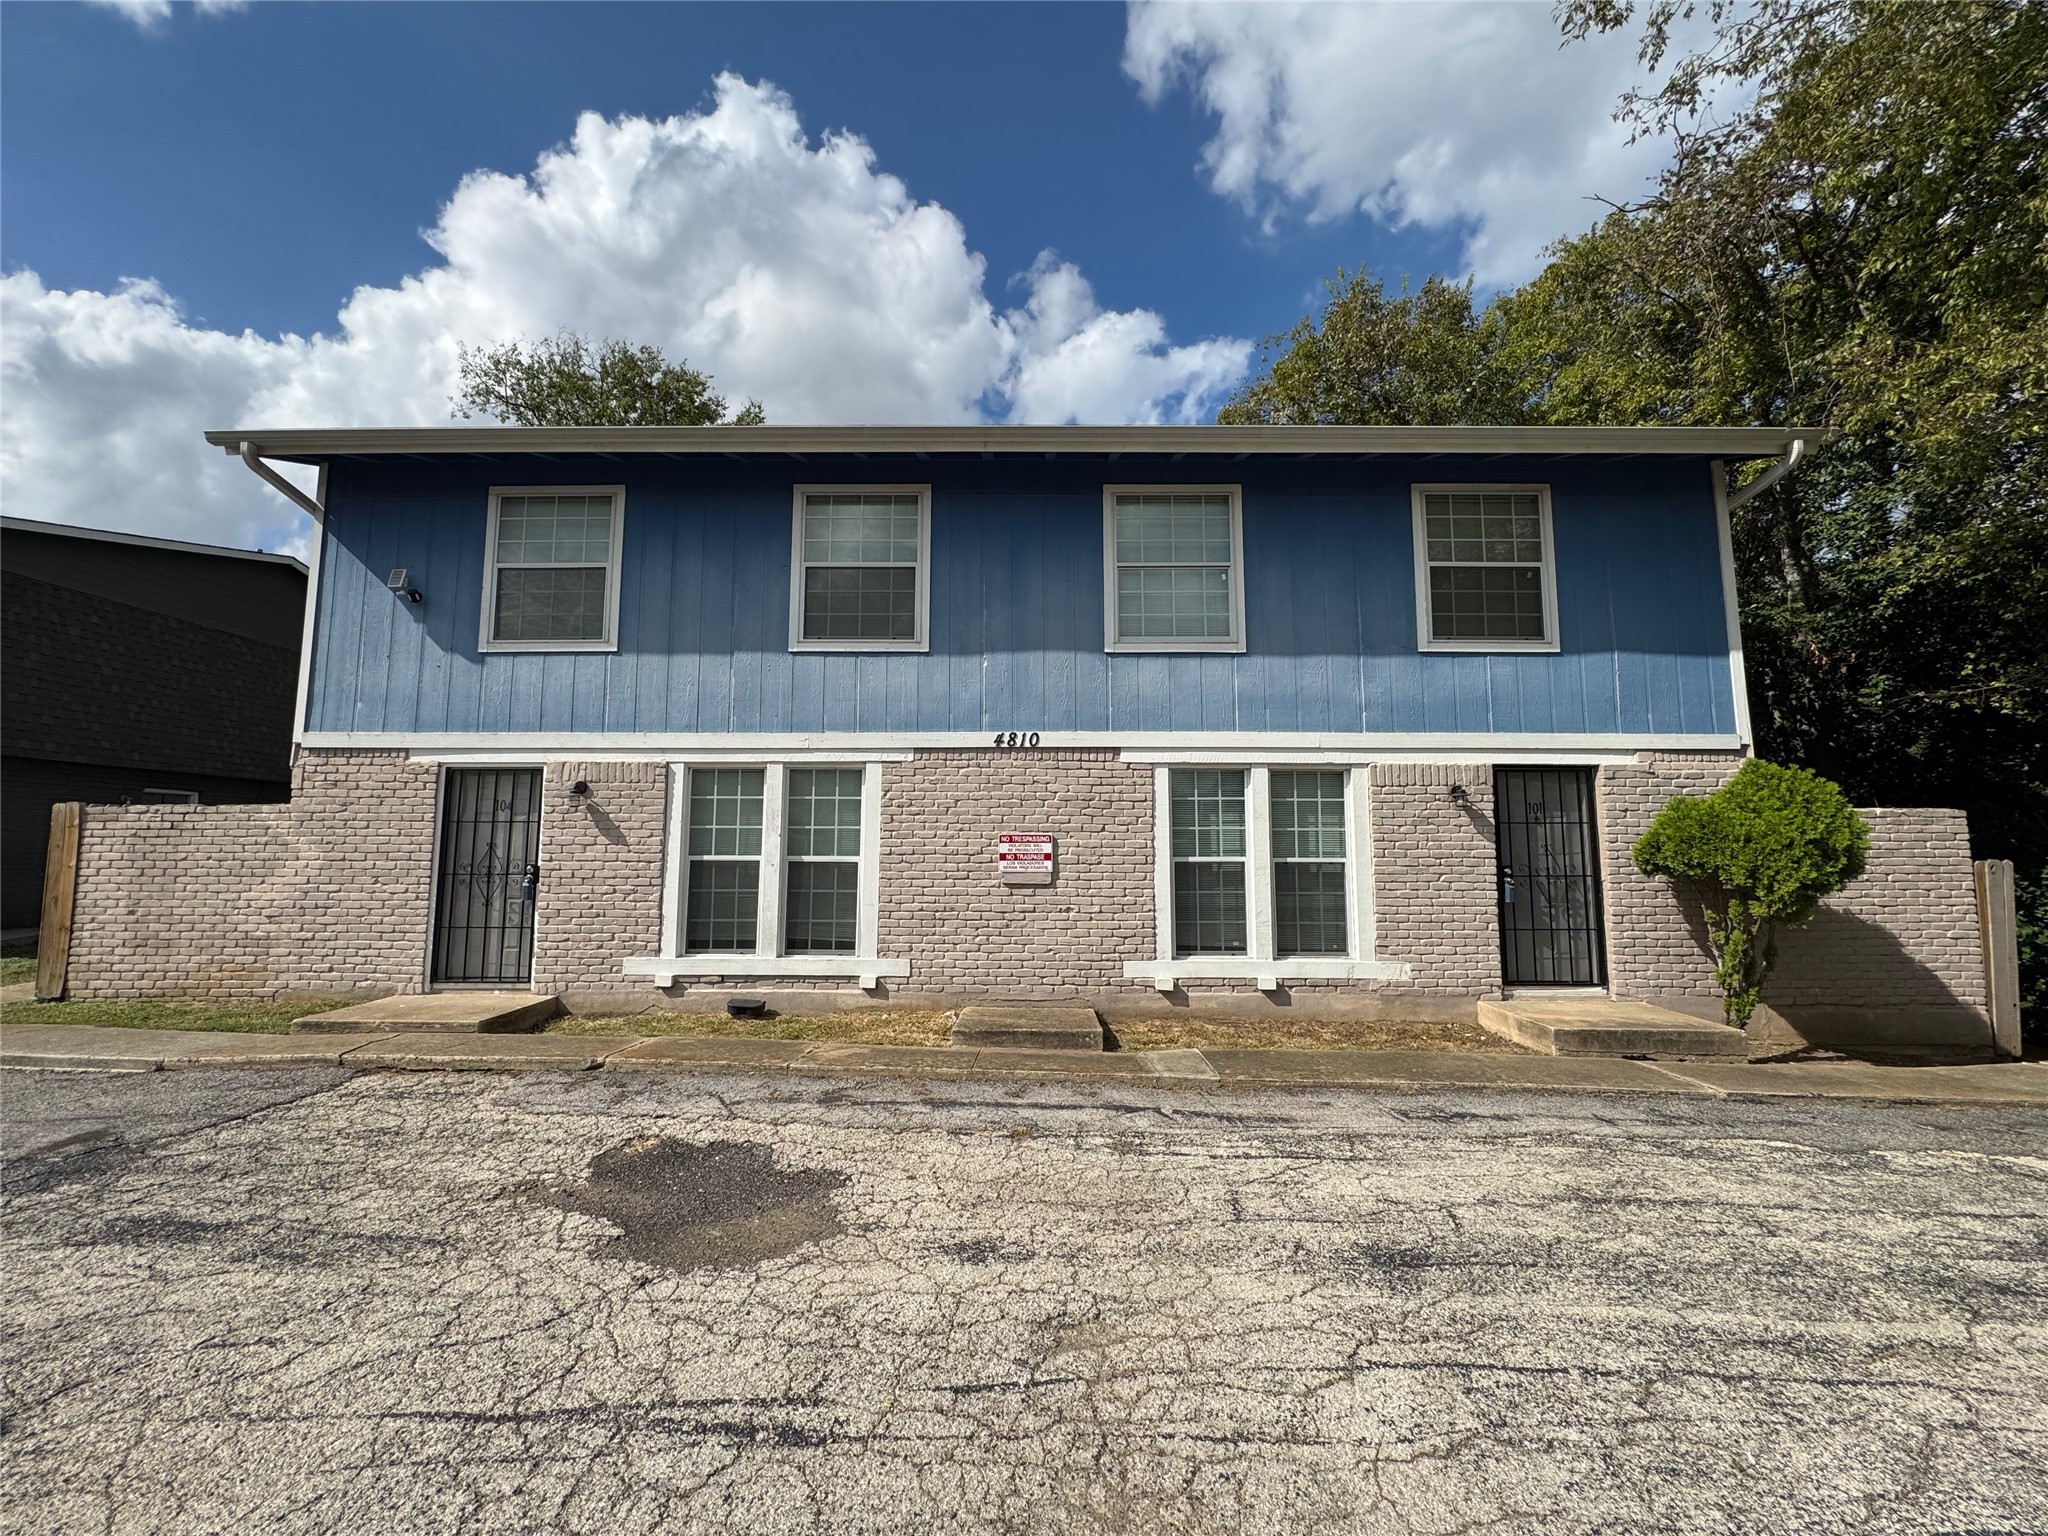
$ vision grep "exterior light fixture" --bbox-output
[569,780,590,798]
[1448,784,1471,808]
[385,567,424,604]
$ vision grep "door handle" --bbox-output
[520,863,540,902]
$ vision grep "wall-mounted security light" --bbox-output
[386,567,424,604]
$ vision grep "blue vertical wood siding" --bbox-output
[307,454,1736,736]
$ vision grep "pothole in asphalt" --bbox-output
[522,1137,847,1274]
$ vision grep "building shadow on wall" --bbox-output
[1668,902,1998,1063]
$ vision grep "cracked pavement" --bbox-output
[1,1066,2043,1535]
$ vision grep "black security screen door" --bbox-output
[1494,768,1607,987]
[432,768,542,985]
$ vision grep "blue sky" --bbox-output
[1,1,1675,552]
[4,2,1469,347]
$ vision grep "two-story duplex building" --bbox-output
[46,425,1998,1050]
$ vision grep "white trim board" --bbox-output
[1710,458,1756,748]
[298,730,1749,756]
[624,956,912,987]
[291,463,328,744]
[1124,959,1414,990]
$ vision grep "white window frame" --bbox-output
[1102,484,1247,655]
[1411,483,1560,654]
[478,484,626,654]
[1127,764,1409,991]
[624,760,908,989]
[788,485,932,653]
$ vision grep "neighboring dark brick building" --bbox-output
[1,517,305,928]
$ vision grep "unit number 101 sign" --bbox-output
[997,833,1055,886]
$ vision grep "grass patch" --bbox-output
[0,997,350,1034]
[0,939,36,987]
[549,1010,954,1047]
[1103,1016,1517,1054]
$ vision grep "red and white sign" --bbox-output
[997,832,1055,886]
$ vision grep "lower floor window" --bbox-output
[1271,770,1348,955]
[1165,765,1360,961]
[1171,769,1248,957]
[679,762,874,958]
[783,768,862,952]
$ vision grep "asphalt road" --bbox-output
[2,1065,2043,1536]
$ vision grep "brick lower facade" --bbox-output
[53,745,1995,1049]
[66,749,439,1000]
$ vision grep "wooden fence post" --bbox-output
[1974,858,2021,1059]
[35,802,82,1002]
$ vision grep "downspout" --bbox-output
[235,441,327,755]
[239,439,325,520]
[1724,435,1806,511]
[1712,436,1810,755]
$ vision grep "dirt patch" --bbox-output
[1103,1016,1517,1054]
[549,1011,952,1046]
[522,1137,847,1274]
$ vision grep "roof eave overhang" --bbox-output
[205,424,1826,465]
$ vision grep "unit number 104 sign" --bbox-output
[997,833,1055,886]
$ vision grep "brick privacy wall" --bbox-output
[1368,763,1502,996]
[65,749,439,999]
[1602,756,1988,1040]
[877,749,1155,1000]
[1599,751,1747,1001]
[532,761,668,992]
[1766,808,1986,1010]
[66,803,295,998]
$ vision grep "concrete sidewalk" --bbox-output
[2,1020,2044,1106]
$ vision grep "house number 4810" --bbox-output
[991,732,1041,748]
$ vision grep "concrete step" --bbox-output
[1478,996,1749,1059]
[293,993,562,1035]
[950,1005,1104,1052]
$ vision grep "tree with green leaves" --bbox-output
[1221,0,2048,1032]
[453,333,765,427]
[1217,271,1530,427]
[1633,760,1869,1029]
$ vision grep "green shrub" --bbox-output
[1632,760,1870,1030]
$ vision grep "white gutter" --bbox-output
[235,440,327,748]
[206,423,1825,463]
[1724,436,1807,511]
[239,439,326,521]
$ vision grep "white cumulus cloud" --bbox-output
[1123,0,1693,284]
[1,75,1251,554]
[86,0,247,30]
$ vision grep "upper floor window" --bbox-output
[1412,484,1558,652]
[1104,487,1246,654]
[789,486,930,652]
[479,486,624,653]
